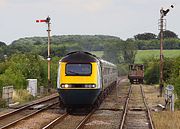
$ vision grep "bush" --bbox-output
[175,99,180,109]
[144,62,159,84]
[0,53,60,90]
[0,98,7,108]
[13,89,34,103]
[174,77,180,99]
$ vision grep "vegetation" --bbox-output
[152,111,180,129]
[0,32,180,105]
[102,40,137,64]
[144,59,160,84]
[135,49,180,64]
[134,38,180,50]
[134,30,178,40]
[142,55,180,108]
[0,53,60,94]
[0,33,180,61]
[134,32,157,40]
[158,30,179,39]
[13,89,34,103]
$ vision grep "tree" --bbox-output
[122,40,137,64]
[0,41,6,47]
[143,57,160,84]
[0,42,7,61]
[0,54,43,89]
[41,46,67,58]
[158,30,178,39]
[103,40,137,64]
[102,41,121,64]
[134,33,157,40]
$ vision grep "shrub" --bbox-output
[0,98,7,108]
[175,99,180,109]
[13,89,34,103]
[144,62,159,84]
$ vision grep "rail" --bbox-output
[119,84,132,129]
[119,84,155,129]
[140,84,155,129]
[0,96,59,129]
[0,94,59,120]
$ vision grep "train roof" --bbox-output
[100,59,117,68]
[60,51,99,63]
[60,51,116,68]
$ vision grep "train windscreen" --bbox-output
[65,64,92,76]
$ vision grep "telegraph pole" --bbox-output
[158,5,174,96]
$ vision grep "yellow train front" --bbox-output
[57,51,117,110]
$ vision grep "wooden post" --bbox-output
[46,16,51,92]
[159,8,164,97]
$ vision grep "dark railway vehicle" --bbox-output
[57,51,118,111]
[128,64,144,84]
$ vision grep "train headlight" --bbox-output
[84,84,96,88]
[92,84,96,88]
[61,84,72,88]
[65,84,69,88]
[61,84,65,88]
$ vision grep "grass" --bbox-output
[143,85,180,129]
[91,51,104,57]
[135,49,180,63]
[152,111,180,129]
[90,50,180,63]
[13,89,34,103]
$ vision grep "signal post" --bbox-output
[159,8,166,97]
[36,16,52,92]
[158,5,174,96]
[47,16,51,92]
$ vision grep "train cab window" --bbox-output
[66,63,92,76]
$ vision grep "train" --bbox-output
[128,64,144,84]
[57,51,118,112]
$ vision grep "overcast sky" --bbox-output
[0,0,179,44]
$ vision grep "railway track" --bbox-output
[1,79,154,129]
[42,109,96,129]
[0,95,59,129]
[119,84,155,129]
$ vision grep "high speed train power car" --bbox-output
[57,51,118,111]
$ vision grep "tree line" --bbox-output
[0,30,179,60]
[0,31,179,86]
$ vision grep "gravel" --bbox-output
[3,78,165,129]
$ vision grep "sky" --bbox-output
[0,0,179,44]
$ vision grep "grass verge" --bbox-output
[152,111,180,129]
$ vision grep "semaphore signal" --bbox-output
[158,5,174,96]
[36,16,52,92]
[36,16,51,23]
[36,19,48,23]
